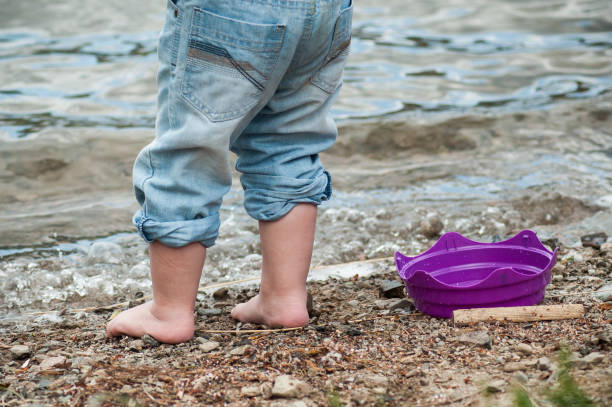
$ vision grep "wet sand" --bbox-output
[2,94,611,249]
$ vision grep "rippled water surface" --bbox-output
[1,0,611,316]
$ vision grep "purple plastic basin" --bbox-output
[395,230,557,318]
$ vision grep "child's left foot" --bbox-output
[231,293,309,328]
[105,301,195,344]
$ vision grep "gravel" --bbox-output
[0,245,610,406]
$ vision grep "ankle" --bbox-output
[260,293,310,326]
[150,301,194,322]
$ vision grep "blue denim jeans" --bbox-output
[133,0,353,247]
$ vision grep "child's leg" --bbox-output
[106,241,205,344]
[231,203,315,327]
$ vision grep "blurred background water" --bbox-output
[0,0,611,315]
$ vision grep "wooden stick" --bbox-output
[199,327,304,334]
[452,304,584,324]
[196,276,260,293]
[195,256,394,294]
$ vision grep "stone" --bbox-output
[351,390,370,405]
[457,330,492,349]
[562,251,583,263]
[9,345,31,360]
[127,339,144,351]
[405,368,421,378]
[576,352,605,369]
[379,280,405,299]
[516,343,533,355]
[198,341,220,353]
[597,326,612,344]
[213,287,229,300]
[87,241,122,264]
[503,362,524,372]
[523,359,538,368]
[229,345,253,356]
[141,334,160,347]
[359,374,389,387]
[321,351,342,365]
[513,372,528,384]
[537,357,552,371]
[241,385,261,397]
[581,232,607,250]
[486,379,506,393]
[592,284,612,301]
[601,242,612,252]
[418,215,444,238]
[271,375,310,398]
[345,327,363,337]
[40,356,66,370]
[270,401,309,407]
[374,298,412,310]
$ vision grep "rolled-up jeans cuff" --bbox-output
[133,211,220,248]
[243,170,332,221]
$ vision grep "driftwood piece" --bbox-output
[452,304,584,324]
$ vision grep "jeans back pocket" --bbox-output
[310,0,353,94]
[180,8,286,122]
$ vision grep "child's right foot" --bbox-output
[231,293,309,328]
[105,301,195,344]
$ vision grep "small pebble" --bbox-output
[241,385,261,397]
[229,345,253,356]
[537,357,552,371]
[418,215,444,238]
[597,326,612,344]
[379,280,405,299]
[592,284,612,301]
[576,352,605,369]
[503,362,524,372]
[198,341,220,353]
[359,374,388,387]
[141,334,161,347]
[9,345,31,360]
[513,372,528,384]
[374,298,411,310]
[213,287,229,300]
[271,375,310,398]
[40,356,66,370]
[127,339,144,351]
[516,343,533,355]
[486,379,506,393]
[457,330,492,349]
[346,328,363,337]
[581,232,607,250]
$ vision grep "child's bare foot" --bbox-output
[106,301,195,344]
[231,293,309,328]
[231,204,316,328]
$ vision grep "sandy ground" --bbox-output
[1,243,611,407]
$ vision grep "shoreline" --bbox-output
[1,95,611,249]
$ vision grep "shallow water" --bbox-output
[1,0,611,316]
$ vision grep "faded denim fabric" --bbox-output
[133,0,353,247]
